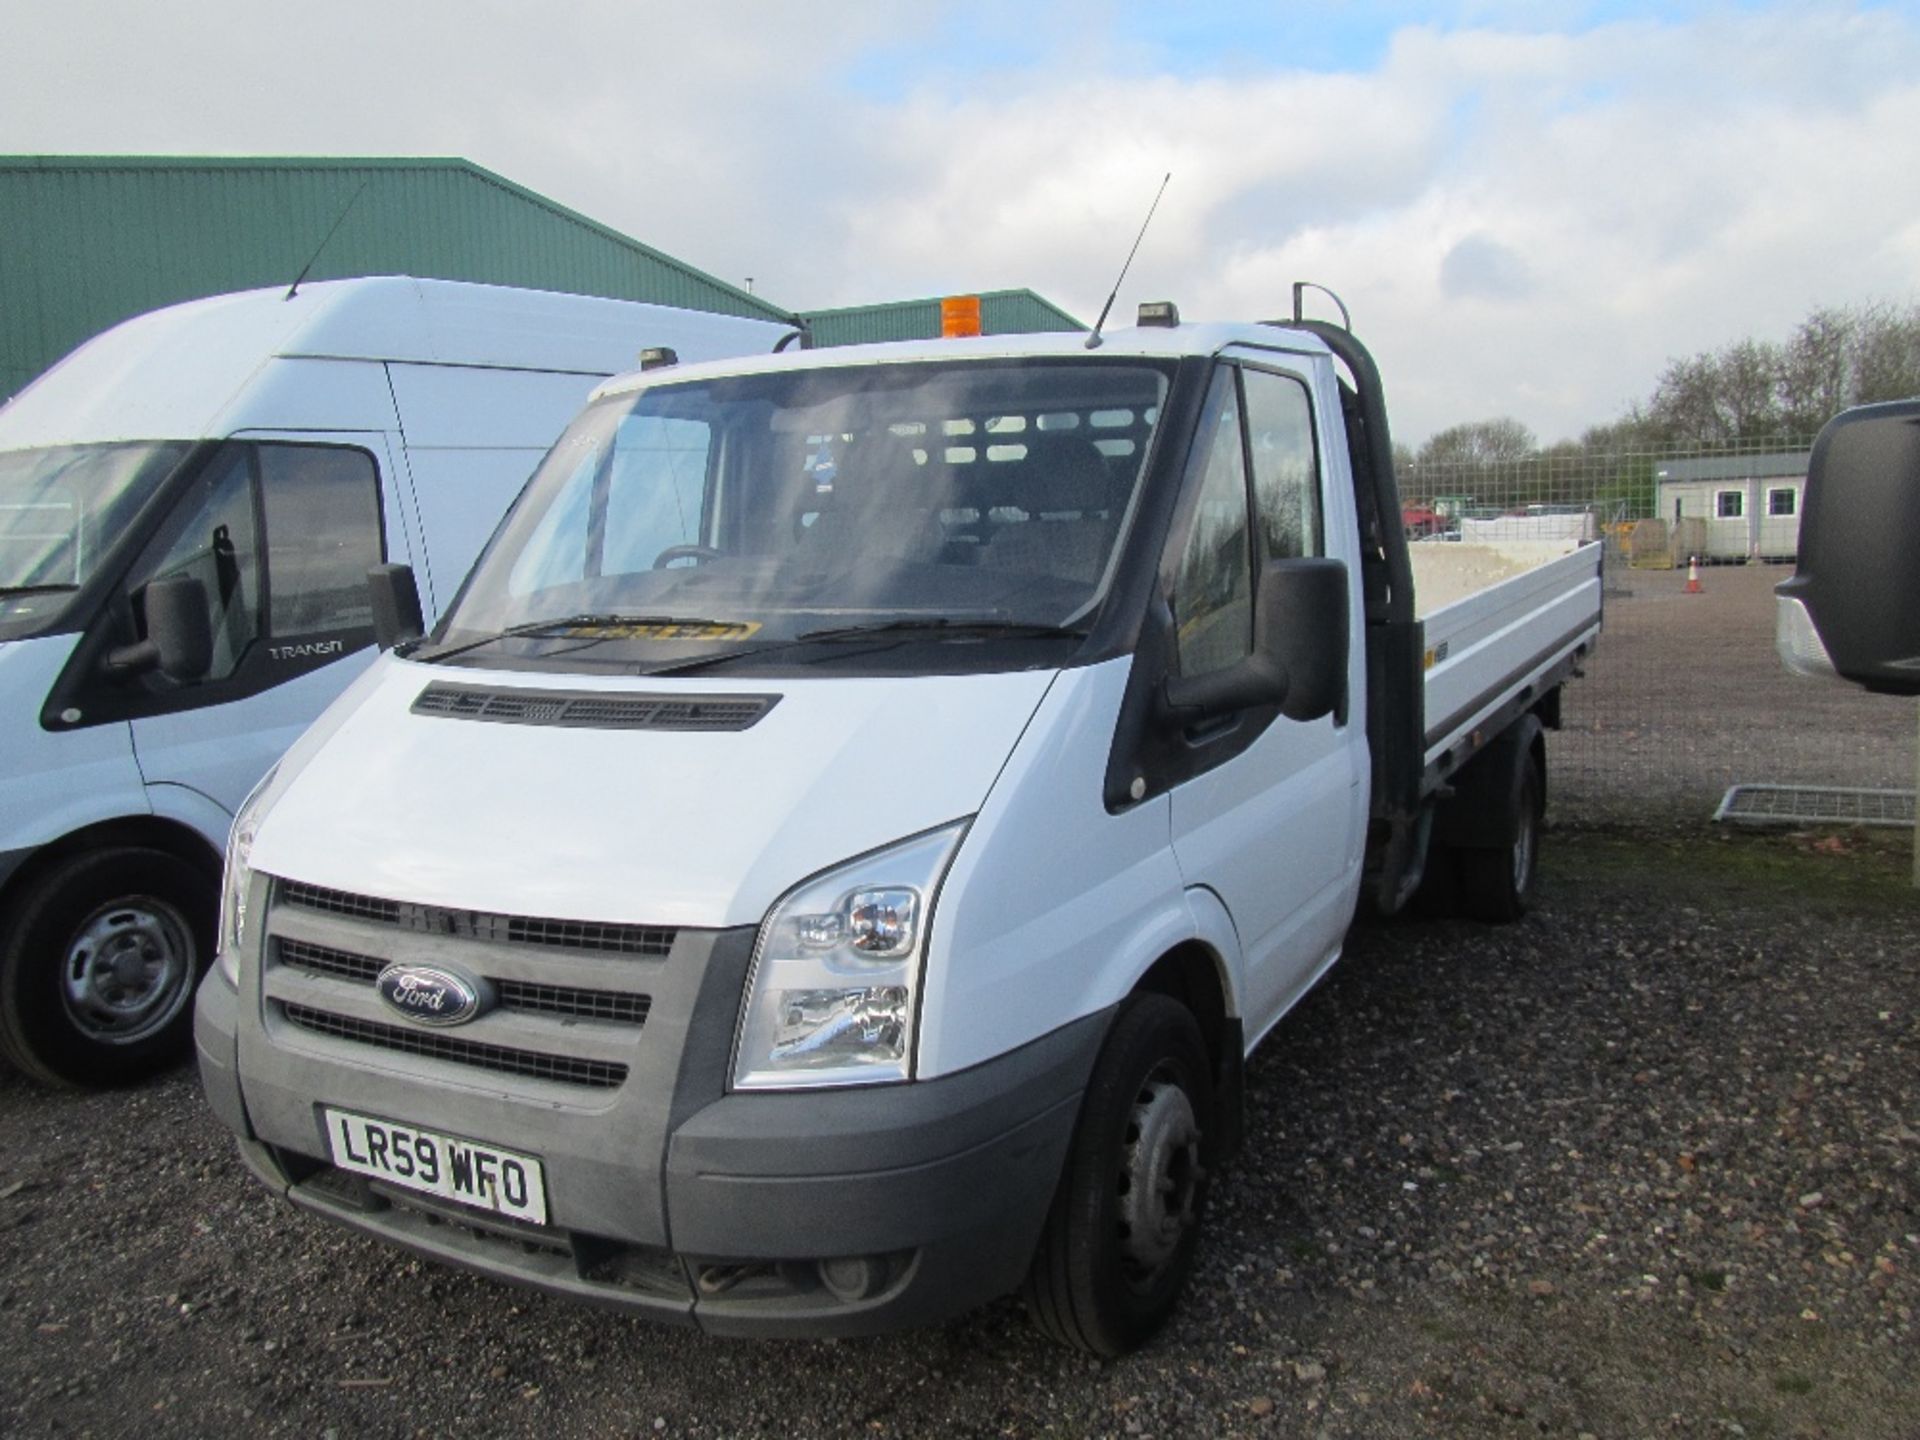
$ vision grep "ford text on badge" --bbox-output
[374,963,490,1026]
[326,1109,548,1224]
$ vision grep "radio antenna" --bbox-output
[285,180,370,300]
[1084,172,1171,350]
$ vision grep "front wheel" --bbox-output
[0,847,215,1088]
[1024,994,1213,1356]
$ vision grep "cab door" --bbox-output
[1164,359,1368,1038]
[118,433,403,820]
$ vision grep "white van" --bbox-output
[198,302,1600,1353]
[0,277,788,1086]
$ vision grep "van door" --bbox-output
[1163,360,1367,1037]
[117,433,403,819]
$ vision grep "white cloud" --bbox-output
[2,0,1916,441]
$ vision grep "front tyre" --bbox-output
[1024,994,1213,1356]
[0,847,215,1088]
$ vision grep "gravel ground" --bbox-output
[2,824,1915,1439]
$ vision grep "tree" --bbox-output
[1416,417,1537,468]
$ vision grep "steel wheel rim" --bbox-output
[1116,1068,1203,1288]
[59,896,196,1045]
[1513,786,1538,892]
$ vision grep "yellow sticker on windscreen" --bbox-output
[554,620,762,642]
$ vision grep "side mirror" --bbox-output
[106,575,214,682]
[1165,557,1349,721]
[369,563,425,651]
[1775,400,1920,693]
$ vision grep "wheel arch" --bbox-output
[1129,938,1246,1164]
[0,815,224,924]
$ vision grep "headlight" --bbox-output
[216,769,276,985]
[733,821,968,1090]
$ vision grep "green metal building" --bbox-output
[0,155,792,399]
[800,291,1083,347]
[2,155,1085,401]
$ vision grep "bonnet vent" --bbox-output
[412,683,779,732]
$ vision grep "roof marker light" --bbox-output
[1137,301,1180,328]
[638,346,679,371]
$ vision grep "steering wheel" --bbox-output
[652,544,723,569]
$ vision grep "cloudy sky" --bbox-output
[4,0,1916,444]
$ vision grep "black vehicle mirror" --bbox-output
[1165,557,1349,721]
[369,563,425,650]
[107,575,214,681]
[1775,400,1920,694]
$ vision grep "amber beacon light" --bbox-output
[940,295,983,338]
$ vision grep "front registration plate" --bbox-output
[324,1108,548,1225]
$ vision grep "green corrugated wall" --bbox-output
[801,291,1085,347]
[0,156,794,399]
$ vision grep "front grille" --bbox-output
[281,882,401,925]
[280,1004,628,1089]
[279,938,382,984]
[497,980,650,1025]
[276,939,651,1025]
[277,885,674,958]
[412,683,779,733]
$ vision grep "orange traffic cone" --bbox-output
[1684,556,1703,594]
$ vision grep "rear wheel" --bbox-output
[1024,994,1212,1356]
[0,847,215,1088]
[1455,750,1543,923]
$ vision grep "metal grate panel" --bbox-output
[276,940,652,1025]
[412,683,778,732]
[279,1003,628,1089]
[1714,784,1916,828]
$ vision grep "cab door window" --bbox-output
[129,441,382,684]
[1168,368,1253,679]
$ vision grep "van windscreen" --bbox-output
[429,359,1173,674]
[0,442,191,635]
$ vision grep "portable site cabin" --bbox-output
[1654,453,1808,562]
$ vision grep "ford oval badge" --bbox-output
[375,963,491,1027]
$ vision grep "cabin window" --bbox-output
[1768,487,1797,517]
[1716,490,1744,519]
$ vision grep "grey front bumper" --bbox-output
[196,959,1108,1337]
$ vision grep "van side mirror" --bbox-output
[1164,557,1349,721]
[107,575,215,682]
[369,563,425,650]
[1775,400,1920,693]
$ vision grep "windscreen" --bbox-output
[0,442,191,633]
[432,358,1172,673]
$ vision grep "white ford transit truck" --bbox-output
[0,277,788,1087]
[196,296,1602,1354]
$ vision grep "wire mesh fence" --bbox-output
[1403,440,1918,827]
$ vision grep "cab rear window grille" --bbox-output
[412,683,778,732]
[279,1004,628,1089]
[276,940,651,1025]
[276,887,674,958]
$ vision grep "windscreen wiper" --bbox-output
[640,617,1089,677]
[417,613,748,665]
[797,617,1089,643]
[0,583,80,596]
